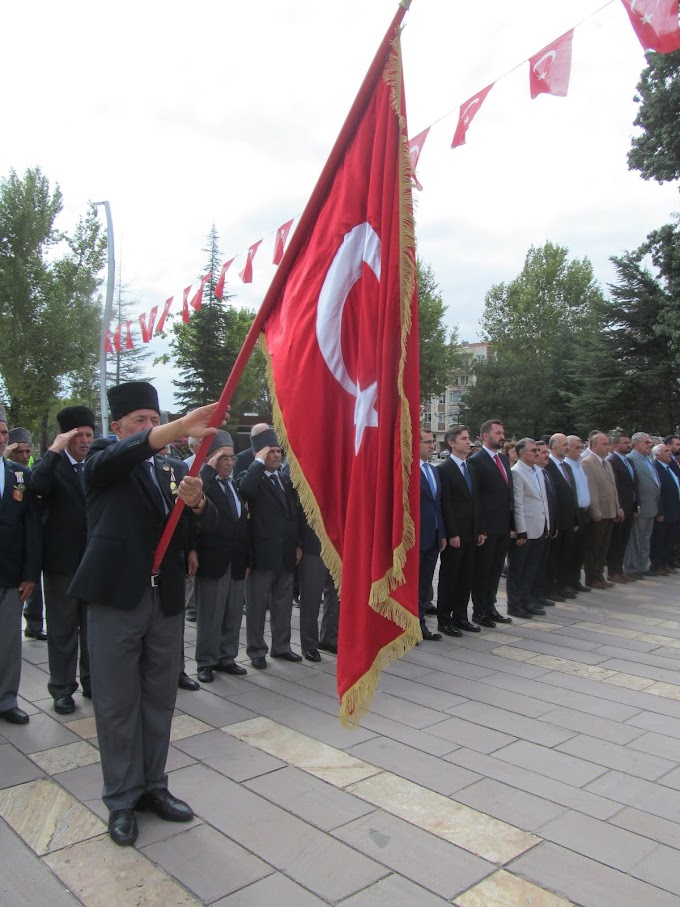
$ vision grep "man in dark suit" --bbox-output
[545,433,580,600]
[298,516,340,661]
[651,443,680,574]
[68,382,220,847]
[437,425,484,636]
[190,431,249,683]
[419,429,445,641]
[238,426,303,668]
[468,419,514,628]
[30,406,95,715]
[607,433,639,583]
[663,434,680,567]
[0,405,41,725]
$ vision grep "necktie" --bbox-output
[560,462,572,486]
[646,457,660,486]
[493,453,508,485]
[219,479,239,518]
[74,462,86,493]
[269,473,289,514]
[422,463,436,497]
[146,461,168,514]
[461,460,472,492]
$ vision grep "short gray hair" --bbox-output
[631,432,649,445]
[652,443,667,459]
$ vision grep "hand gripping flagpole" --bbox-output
[152,0,412,575]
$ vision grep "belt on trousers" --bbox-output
[150,574,161,588]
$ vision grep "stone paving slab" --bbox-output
[3,574,680,904]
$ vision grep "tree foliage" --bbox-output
[462,242,603,437]
[106,275,153,387]
[417,258,462,401]
[628,49,680,185]
[0,167,106,447]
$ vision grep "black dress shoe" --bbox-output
[215,662,247,675]
[178,672,200,691]
[81,689,92,699]
[0,707,29,725]
[526,606,546,616]
[454,619,481,633]
[550,593,566,601]
[318,643,337,654]
[558,588,577,599]
[438,624,463,637]
[573,583,591,593]
[303,649,321,662]
[251,656,267,669]
[24,629,47,641]
[421,627,442,641]
[109,808,138,846]
[197,667,214,683]
[136,789,193,822]
[54,695,75,715]
[540,598,556,607]
[473,615,496,628]
[271,651,303,662]
[490,609,512,624]
[507,607,533,618]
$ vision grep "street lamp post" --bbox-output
[94,201,115,436]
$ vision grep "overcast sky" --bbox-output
[3,0,678,407]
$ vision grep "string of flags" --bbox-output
[106,0,680,355]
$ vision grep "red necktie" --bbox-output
[493,453,508,485]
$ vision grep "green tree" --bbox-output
[628,49,680,185]
[417,258,462,401]
[0,167,106,448]
[462,242,603,437]
[167,225,270,421]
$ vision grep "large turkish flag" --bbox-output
[621,0,680,53]
[262,15,420,723]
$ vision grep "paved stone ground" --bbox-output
[2,572,680,906]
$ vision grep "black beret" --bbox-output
[251,427,279,452]
[57,406,96,433]
[108,382,160,421]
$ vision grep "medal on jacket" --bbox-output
[13,484,24,502]
[169,467,178,495]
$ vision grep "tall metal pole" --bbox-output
[94,201,115,435]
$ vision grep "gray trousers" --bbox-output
[23,580,44,633]
[624,515,655,575]
[299,554,339,650]
[195,573,245,667]
[88,590,182,811]
[246,568,294,659]
[0,588,23,711]
[44,572,90,699]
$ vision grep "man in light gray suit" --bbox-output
[624,432,661,578]
[507,439,551,618]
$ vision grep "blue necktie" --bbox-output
[461,461,472,492]
[423,463,436,497]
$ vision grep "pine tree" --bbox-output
[106,269,152,386]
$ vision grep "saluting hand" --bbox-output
[49,428,79,453]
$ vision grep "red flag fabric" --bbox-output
[408,127,430,191]
[105,330,114,354]
[451,83,494,148]
[239,240,262,284]
[181,285,191,324]
[621,0,680,53]
[125,321,135,350]
[529,30,574,99]
[189,273,212,312]
[262,23,420,724]
[272,219,295,265]
[112,324,123,353]
[156,298,173,335]
[215,258,235,301]
[139,305,158,343]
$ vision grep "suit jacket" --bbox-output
[467,448,514,535]
[626,450,660,518]
[30,449,87,575]
[234,447,255,482]
[540,468,557,533]
[238,459,302,572]
[0,459,41,587]
[193,464,249,580]
[655,461,680,524]
[607,452,639,516]
[511,461,549,539]
[420,461,444,551]
[582,454,620,520]
[545,457,579,532]
[68,430,217,615]
[437,456,482,544]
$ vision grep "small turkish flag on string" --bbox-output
[452,83,494,148]
[529,30,574,98]
[125,321,135,350]
[620,0,680,53]
[272,219,294,265]
[181,285,192,323]
[156,298,173,335]
[408,127,430,191]
[105,330,114,354]
[139,305,158,343]
[112,324,122,353]
[214,258,235,301]
[239,240,262,284]
[189,273,212,312]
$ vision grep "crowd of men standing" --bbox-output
[418,421,680,638]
